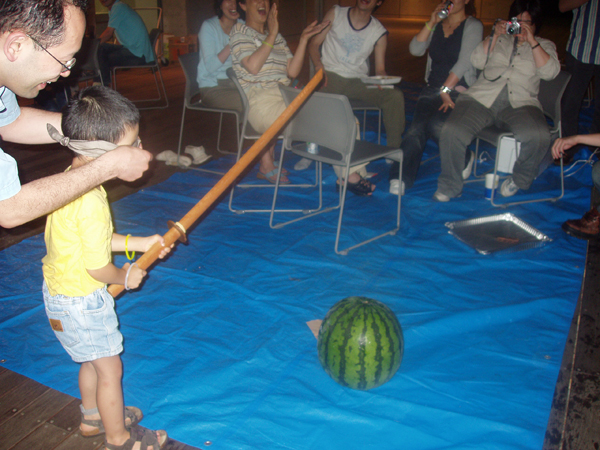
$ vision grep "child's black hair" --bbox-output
[61,85,140,144]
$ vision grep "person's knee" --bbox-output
[592,161,600,191]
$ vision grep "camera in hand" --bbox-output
[437,1,452,19]
[506,17,521,35]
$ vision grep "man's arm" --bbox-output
[308,8,335,74]
[373,34,388,76]
[0,107,62,144]
[559,0,589,12]
[0,146,152,228]
[99,26,115,44]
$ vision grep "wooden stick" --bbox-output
[108,69,324,298]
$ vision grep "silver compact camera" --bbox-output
[437,1,452,19]
[506,17,521,35]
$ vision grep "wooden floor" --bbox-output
[2,16,596,450]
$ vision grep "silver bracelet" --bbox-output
[440,85,452,94]
[124,263,138,291]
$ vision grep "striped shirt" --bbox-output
[230,23,293,92]
[566,0,599,64]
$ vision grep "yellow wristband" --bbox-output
[125,234,135,261]
[262,40,274,49]
[425,22,434,32]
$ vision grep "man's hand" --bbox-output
[552,136,579,159]
[101,146,153,182]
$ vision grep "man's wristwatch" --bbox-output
[440,85,452,94]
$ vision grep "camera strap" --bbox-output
[482,35,518,82]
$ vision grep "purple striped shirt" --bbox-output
[566,0,599,64]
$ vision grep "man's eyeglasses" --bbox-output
[27,34,76,73]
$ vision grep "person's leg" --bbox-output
[247,87,289,182]
[79,361,102,434]
[322,72,405,148]
[90,355,128,444]
[200,80,243,113]
[392,87,441,188]
[436,95,493,198]
[562,53,594,138]
[591,63,600,134]
[498,105,551,190]
[593,160,600,193]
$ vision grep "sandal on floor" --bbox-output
[81,405,143,437]
[104,425,168,450]
[337,176,375,196]
[257,169,290,185]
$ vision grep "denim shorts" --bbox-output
[43,281,123,363]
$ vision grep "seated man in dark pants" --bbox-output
[97,0,154,86]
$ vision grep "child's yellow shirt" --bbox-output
[42,184,113,297]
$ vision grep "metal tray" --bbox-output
[445,213,551,255]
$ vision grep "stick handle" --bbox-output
[108,70,324,298]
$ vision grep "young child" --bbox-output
[42,86,170,450]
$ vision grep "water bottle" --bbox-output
[438,0,452,19]
[307,142,319,154]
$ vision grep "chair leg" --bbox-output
[489,142,564,208]
[334,155,402,255]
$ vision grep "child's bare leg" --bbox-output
[91,355,129,445]
[79,361,102,434]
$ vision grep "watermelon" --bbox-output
[317,297,403,390]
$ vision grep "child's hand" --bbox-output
[143,235,174,259]
[123,262,146,290]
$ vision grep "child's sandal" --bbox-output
[80,405,144,437]
[104,425,168,450]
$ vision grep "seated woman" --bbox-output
[230,0,328,184]
[434,0,560,202]
[389,0,482,195]
[197,0,244,112]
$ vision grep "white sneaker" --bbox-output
[294,158,312,171]
[433,190,450,202]
[389,179,405,196]
[500,177,519,197]
[462,151,475,180]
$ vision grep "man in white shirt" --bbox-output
[309,0,405,154]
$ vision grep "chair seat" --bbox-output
[290,140,401,167]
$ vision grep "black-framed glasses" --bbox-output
[27,34,76,73]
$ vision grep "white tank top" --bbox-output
[321,6,388,78]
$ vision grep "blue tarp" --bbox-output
[0,102,595,449]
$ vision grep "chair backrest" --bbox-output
[226,67,250,126]
[148,28,162,63]
[178,52,200,104]
[538,70,571,134]
[279,85,357,161]
[76,37,100,72]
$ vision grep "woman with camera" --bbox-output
[433,0,560,202]
[389,0,482,195]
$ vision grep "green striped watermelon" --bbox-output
[317,297,403,390]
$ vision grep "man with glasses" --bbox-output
[0,0,152,228]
